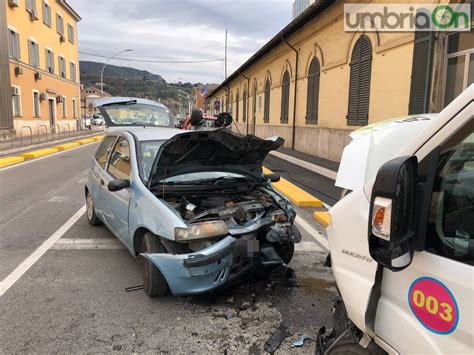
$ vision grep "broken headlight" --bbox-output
[174,221,229,242]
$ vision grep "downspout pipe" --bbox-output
[281,36,298,150]
[238,71,250,135]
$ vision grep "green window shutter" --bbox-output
[306,58,320,124]
[242,90,247,123]
[264,80,270,123]
[236,93,239,122]
[281,71,290,123]
[347,35,372,126]
[408,32,434,114]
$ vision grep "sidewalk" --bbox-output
[0,128,104,157]
[264,147,342,207]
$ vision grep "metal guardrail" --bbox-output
[64,123,71,139]
[38,125,48,144]
[1,122,104,151]
[20,126,33,147]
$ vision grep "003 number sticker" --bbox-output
[408,277,459,334]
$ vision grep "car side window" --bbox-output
[94,136,117,169]
[426,119,474,265]
[107,137,132,180]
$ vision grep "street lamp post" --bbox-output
[100,49,133,98]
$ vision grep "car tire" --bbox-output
[86,191,102,226]
[274,241,295,264]
[142,232,169,297]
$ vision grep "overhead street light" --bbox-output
[100,49,133,98]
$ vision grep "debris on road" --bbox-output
[291,334,312,348]
[264,323,289,353]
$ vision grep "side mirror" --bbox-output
[263,173,280,183]
[108,179,130,192]
[368,156,417,272]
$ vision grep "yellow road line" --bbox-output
[313,211,331,228]
[91,135,104,141]
[263,167,323,207]
[20,148,59,159]
[0,156,25,168]
[54,142,81,151]
[75,138,96,145]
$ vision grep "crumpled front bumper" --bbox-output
[142,236,255,295]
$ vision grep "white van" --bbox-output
[317,85,473,354]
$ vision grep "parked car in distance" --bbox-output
[92,113,104,126]
[86,97,301,297]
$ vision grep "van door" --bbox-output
[374,116,473,352]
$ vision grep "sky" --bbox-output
[68,0,292,84]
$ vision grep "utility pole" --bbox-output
[225,29,228,80]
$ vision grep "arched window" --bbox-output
[280,70,290,123]
[264,79,270,123]
[306,58,320,124]
[235,91,240,122]
[229,92,233,115]
[347,35,372,126]
[242,86,247,123]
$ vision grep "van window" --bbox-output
[94,136,116,169]
[426,120,474,265]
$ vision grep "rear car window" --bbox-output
[94,136,117,169]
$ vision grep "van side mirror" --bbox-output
[263,173,280,182]
[108,179,130,192]
[368,156,417,271]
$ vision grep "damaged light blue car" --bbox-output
[86,97,301,297]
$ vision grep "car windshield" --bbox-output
[102,102,173,127]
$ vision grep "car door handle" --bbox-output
[100,178,105,186]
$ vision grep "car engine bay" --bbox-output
[158,185,301,262]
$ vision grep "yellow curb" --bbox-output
[54,142,81,151]
[20,148,59,159]
[313,211,331,228]
[91,135,104,141]
[0,156,25,168]
[263,167,323,207]
[75,138,96,145]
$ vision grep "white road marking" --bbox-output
[0,205,86,297]
[295,215,329,252]
[0,140,99,171]
[52,238,125,250]
[269,150,337,180]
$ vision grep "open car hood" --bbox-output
[148,129,284,186]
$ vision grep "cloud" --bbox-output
[68,0,291,83]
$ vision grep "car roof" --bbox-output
[95,97,168,109]
[107,126,183,142]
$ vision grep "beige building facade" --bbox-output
[207,0,473,162]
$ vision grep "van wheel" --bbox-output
[86,191,102,226]
[329,343,386,355]
[274,242,295,264]
[142,233,169,297]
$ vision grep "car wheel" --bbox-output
[142,232,169,297]
[273,241,295,264]
[86,191,102,226]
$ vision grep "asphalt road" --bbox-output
[0,143,337,353]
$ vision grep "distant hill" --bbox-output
[79,61,193,115]
[79,61,163,81]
